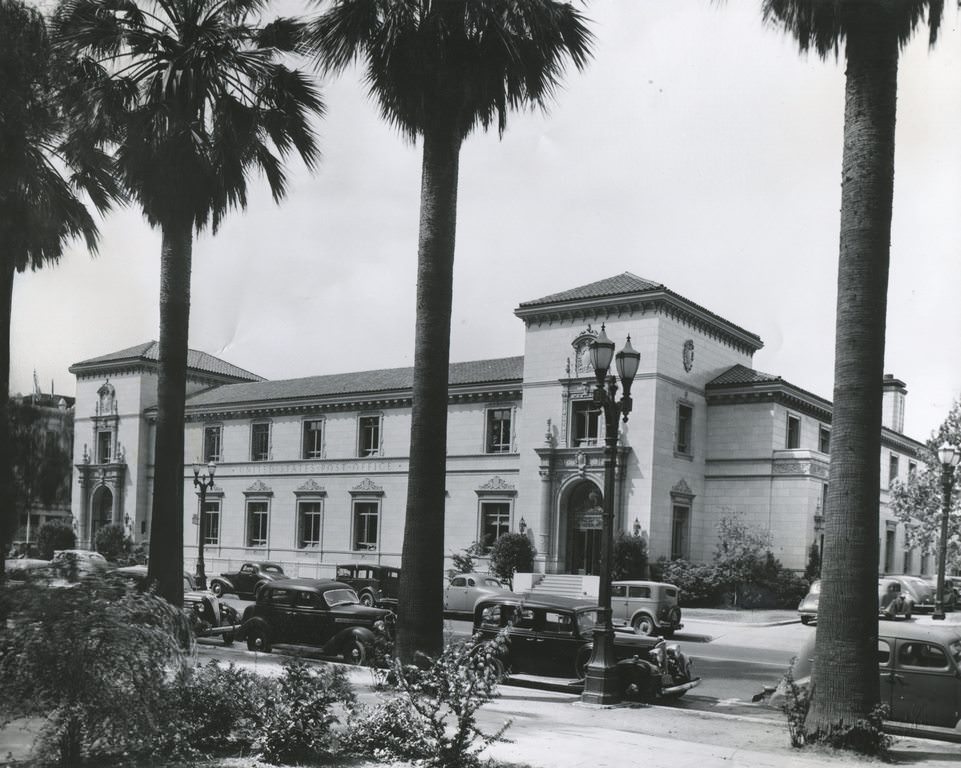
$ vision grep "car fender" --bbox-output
[210,576,235,593]
[322,625,377,656]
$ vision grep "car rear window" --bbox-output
[263,565,284,575]
[664,587,677,599]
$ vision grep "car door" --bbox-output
[502,606,540,675]
[611,584,629,625]
[236,564,256,595]
[536,609,583,678]
[445,576,469,612]
[889,639,960,727]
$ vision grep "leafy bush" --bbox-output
[804,542,821,582]
[344,633,511,768]
[0,575,190,766]
[94,522,129,562]
[256,660,355,765]
[35,519,75,559]
[658,558,724,606]
[449,542,484,579]
[488,532,535,584]
[611,531,648,580]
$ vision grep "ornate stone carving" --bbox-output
[683,339,695,372]
[351,478,384,495]
[244,479,273,495]
[773,461,807,474]
[670,478,695,499]
[477,476,515,492]
[571,325,600,377]
[295,479,327,495]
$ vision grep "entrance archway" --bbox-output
[91,486,113,541]
[565,481,603,575]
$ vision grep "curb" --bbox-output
[683,618,800,628]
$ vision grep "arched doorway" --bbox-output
[91,486,113,541]
[565,481,603,575]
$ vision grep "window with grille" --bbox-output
[353,501,379,550]
[358,416,381,457]
[247,501,269,546]
[202,500,220,545]
[571,400,602,446]
[676,404,693,455]
[299,501,322,548]
[486,408,512,453]
[204,425,222,462]
[302,419,324,459]
[250,423,270,461]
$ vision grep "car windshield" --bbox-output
[575,609,599,635]
[324,588,360,607]
[262,565,284,575]
[481,578,503,587]
[809,581,821,595]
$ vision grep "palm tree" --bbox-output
[0,0,117,581]
[308,0,593,661]
[761,0,944,749]
[55,0,324,605]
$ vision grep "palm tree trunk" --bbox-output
[805,14,898,744]
[147,218,193,606]
[0,258,13,581]
[396,123,462,663]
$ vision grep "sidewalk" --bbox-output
[681,607,799,626]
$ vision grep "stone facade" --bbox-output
[67,274,928,578]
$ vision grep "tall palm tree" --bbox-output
[761,0,944,748]
[55,0,324,605]
[0,0,117,581]
[308,0,593,661]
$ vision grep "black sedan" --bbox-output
[237,578,394,664]
[473,595,699,700]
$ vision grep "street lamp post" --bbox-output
[193,460,216,590]
[933,443,959,620]
[581,325,640,706]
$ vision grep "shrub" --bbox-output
[449,542,484,579]
[0,575,190,766]
[488,532,535,584]
[611,531,648,580]
[35,519,75,559]
[256,660,355,765]
[804,542,821,582]
[659,559,724,606]
[344,633,511,768]
[94,522,129,562]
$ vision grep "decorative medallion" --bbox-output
[682,340,695,373]
[572,325,599,377]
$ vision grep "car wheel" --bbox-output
[222,632,235,647]
[246,625,271,653]
[211,582,224,597]
[632,614,655,636]
[800,616,811,625]
[344,639,367,666]
[360,592,375,607]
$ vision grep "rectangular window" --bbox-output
[358,415,381,457]
[908,461,918,479]
[884,527,896,573]
[486,408,512,453]
[246,501,269,546]
[298,501,323,548]
[302,419,324,459]
[97,431,112,463]
[818,426,830,454]
[571,400,602,446]
[786,415,801,449]
[889,454,900,486]
[676,403,693,455]
[202,500,220,545]
[250,422,270,462]
[203,425,222,462]
[671,505,690,560]
[353,501,379,550]
[480,502,511,552]
[904,548,913,574]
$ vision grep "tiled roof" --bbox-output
[70,341,263,382]
[707,364,781,387]
[518,272,663,307]
[184,356,524,407]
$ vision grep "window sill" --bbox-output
[673,451,694,461]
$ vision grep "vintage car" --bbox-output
[888,575,937,612]
[209,561,285,599]
[610,580,683,636]
[237,578,394,663]
[472,595,700,700]
[779,621,961,730]
[111,565,239,645]
[444,573,512,615]
[335,562,401,607]
[798,578,913,624]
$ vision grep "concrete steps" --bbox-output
[527,574,592,600]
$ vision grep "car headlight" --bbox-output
[374,620,385,633]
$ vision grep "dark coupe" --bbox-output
[473,595,700,700]
[237,578,394,664]
[208,561,285,598]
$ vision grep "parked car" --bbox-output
[444,573,512,615]
[888,575,936,612]
[778,621,961,730]
[237,578,394,663]
[472,595,700,700]
[209,561,285,599]
[111,565,239,646]
[799,578,913,624]
[3,558,53,580]
[335,563,401,607]
[610,580,683,636]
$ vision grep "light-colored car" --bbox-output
[610,580,683,636]
[778,621,961,730]
[443,573,512,615]
[799,578,913,625]
[888,575,937,612]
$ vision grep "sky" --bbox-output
[11,2,961,444]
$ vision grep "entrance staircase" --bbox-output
[525,574,593,600]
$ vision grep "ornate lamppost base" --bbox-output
[580,617,620,705]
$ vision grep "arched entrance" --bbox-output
[565,481,603,575]
[90,486,113,541]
